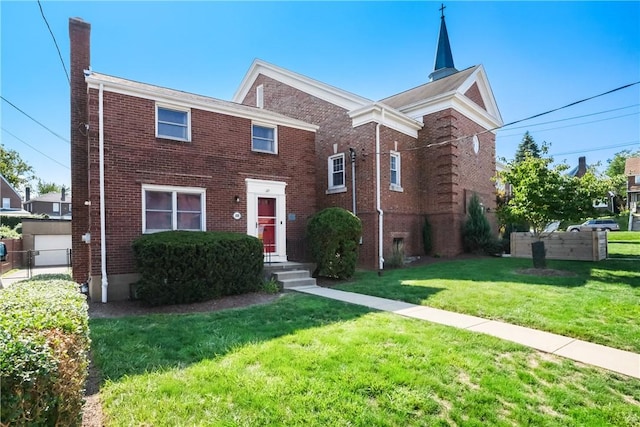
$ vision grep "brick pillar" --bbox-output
[69,18,91,283]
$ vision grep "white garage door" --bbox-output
[34,235,72,266]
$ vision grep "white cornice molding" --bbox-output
[232,59,371,111]
[86,73,318,133]
[348,103,423,138]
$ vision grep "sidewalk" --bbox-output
[291,285,640,379]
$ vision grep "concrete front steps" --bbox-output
[264,262,316,289]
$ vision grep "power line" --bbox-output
[550,140,640,157]
[497,104,640,134]
[496,111,639,139]
[2,127,70,170]
[37,0,70,84]
[0,95,70,144]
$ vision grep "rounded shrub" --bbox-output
[307,207,362,279]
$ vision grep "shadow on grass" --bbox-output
[90,293,373,383]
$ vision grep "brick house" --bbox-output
[70,18,318,301]
[233,12,502,269]
[24,188,72,219]
[70,10,502,302]
[625,157,640,213]
[0,175,24,213]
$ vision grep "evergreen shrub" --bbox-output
[132,231,263,306]
[0,276,90,426]
[463,193,501,255]
[422,216,432,255]
[307,207,362,279]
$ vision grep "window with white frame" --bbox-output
[142,185,205,233]
[2,198,10,209]
[635,175,640,185]
[328,153,345,191]
[390,151,402,191]
[252,123,277,154]
[156,105,190,141]
[52,203,60,213]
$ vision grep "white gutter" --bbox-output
[375,122,384,271]
[99,84,108,303]
[350,148,357,215]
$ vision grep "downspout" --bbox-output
[349,148,357,215]
[99,83,108,303]
[375,122,384,271]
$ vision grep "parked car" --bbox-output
[566,219,620,232]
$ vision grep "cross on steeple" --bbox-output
[429,3,458,81]
[440,3,446,18]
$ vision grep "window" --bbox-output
[2,198,10,209]
[142,185,205,233]
[327,153,346,192]
[390,151,403,191]
[635,175,640,185]
[252,123,277,154]
[52,203,60,213]
[156,105,190,141]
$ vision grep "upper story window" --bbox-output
[52,202,60,213]
[2,198,10,209]
[635,175,640,185]
[252,123,277,154]
[390,151,403,192]
[327,153,346,193]
[142,185,205,233]
[156,104,191,141]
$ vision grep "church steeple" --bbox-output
[429,4,458,81]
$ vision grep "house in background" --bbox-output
[70,8,502,302]
[24,187,72,219]
[625,157,640,213]
[0,175,28,215]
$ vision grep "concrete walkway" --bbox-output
[1,266,72,288]
[291,285,640,379]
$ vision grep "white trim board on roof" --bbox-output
[85,72,318,133]
[349,104,423,138]
[233,59,372,112]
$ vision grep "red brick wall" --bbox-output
[464,82,486,110]
[0,180,22,209]
[82,88,316,276]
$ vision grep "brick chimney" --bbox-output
[577,156,587,178]
[69,17,91,283]
[61,186,66,201]
[25,187,30,201]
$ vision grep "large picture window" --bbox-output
[156,105,190,141]
[142,185,205,233]
[252,123,277,154]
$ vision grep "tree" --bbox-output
[0,145,35,189]
[37,180,62,195]
[462,193,493,253]
[498,154,607,239]
[514,131,542,164]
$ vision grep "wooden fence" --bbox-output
[510,231,607,261]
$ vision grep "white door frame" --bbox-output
[246,178,287,263]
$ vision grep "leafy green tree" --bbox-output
[0,145,35,189]
[37,180,62,195]
[514,131,542,164]
[498,154,608,240]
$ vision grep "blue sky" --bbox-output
[1,1,639,192]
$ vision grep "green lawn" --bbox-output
[609,231,640,259]
[333,257,640,352]
[90,295,640,426]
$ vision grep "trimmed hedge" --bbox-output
[307,207,362,279]
[132,231,264,306]
[0,274,90,426]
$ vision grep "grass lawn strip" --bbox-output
[333,257,640,353]
[91,295,640,426]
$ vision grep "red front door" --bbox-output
[258,197,276,253]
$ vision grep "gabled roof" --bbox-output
[0,175,22,199]
[85,72,318,133]
[625,157,640,176]
[27,192,71,203]
[379,64,503,132]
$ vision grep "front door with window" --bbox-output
[246,179,287,262]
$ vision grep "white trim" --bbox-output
[348,103,423,138]
[327,153,346,191]
[86,72,318,133]
[245,179,287,263]
[99,84,108,303]
[155,103,191,142]
[233,59,371,111]
[251,122,278,154]
[389,150,402,190]
[141,184,206,233]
